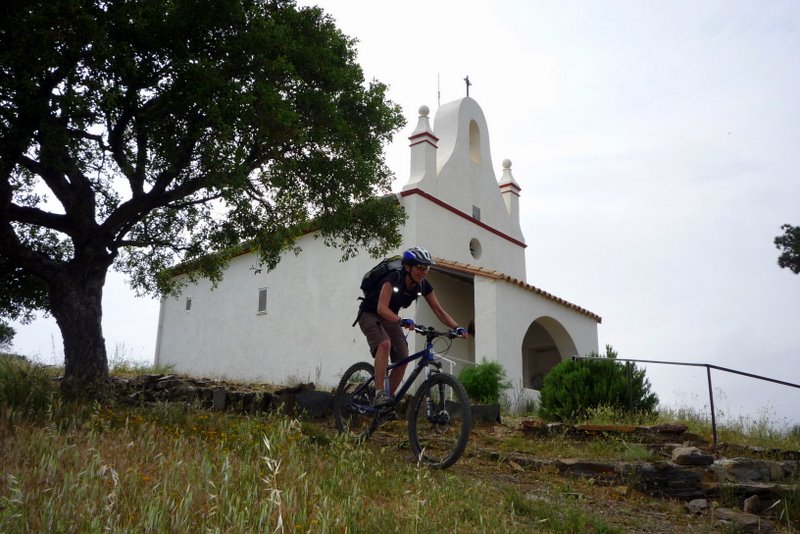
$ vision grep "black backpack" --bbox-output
[359,255,403,299]
[353,255,403,325]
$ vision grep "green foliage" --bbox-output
[538,345,659,423]
[1,0,406,397]
[459,359,511,404]
[0,320,15,351]
[775,223,800,274]
[0,257,49,323]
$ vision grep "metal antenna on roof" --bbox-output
[464,75,471,97]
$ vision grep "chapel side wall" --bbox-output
[155,235,385,388]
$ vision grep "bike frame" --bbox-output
[336,324,470,468]
[355,327,451,416]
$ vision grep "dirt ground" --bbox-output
[360,419,793,533]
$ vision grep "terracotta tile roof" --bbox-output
[434,258,602,324]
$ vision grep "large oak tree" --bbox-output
[0,0,406,399]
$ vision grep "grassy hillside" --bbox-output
[2,354,798,533]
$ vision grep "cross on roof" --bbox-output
[464,75,472,97]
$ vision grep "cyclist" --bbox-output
[356,246,468,408]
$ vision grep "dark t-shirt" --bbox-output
[361,269,433,314]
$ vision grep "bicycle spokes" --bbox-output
[334,362,378,441]
[408,373,472,469]
[424,383,452,425]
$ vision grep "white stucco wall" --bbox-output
[154,222,487,389]
[156,235,381,388]
[403,192,527,281]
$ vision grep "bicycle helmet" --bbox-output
[402,246,435,266]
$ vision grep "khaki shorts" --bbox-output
[357,311,409,362]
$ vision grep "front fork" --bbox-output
[423,359,447,421]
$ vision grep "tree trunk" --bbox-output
[49,267,110,401]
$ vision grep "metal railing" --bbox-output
[571,355,800,448]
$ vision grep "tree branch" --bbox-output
[67,127,108,150]
[165,191,224,210]
[16,154,74,210]
[7,203,71,233]
[108,102,137,187]
[116,238,193,253]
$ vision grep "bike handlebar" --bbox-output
[412,324,462,340]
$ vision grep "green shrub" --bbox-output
[538,345,658,423]
[459,359,511,404]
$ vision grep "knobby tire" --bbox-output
[333,361,377,441]
[407,372,472,469]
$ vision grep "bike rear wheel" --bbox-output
[407,373,472,468]
[334,361,377,441]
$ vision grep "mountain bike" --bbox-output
[334,324,472,469]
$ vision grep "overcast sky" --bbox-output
[10,1,800,427]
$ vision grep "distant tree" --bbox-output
[774,224,800,274]
[538,345,659,423]
[0,320,15,351]
[0,0,406,399]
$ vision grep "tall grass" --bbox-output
[649,405,800,453]
[108,343,175,376]
[2,356,796,533]
[1,354,615,534]
[0,400,626,533]
[571,403,800,453]
[0,353,57,420]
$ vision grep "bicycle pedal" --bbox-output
[378,408,399,422]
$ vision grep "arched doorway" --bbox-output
[521,317,577,390]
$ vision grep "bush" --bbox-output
[538,345,658,423]
[459,359,511,404]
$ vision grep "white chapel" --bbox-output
[154,96,601,406]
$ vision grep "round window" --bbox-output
[469,238,482,260]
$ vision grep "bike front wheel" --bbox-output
[334,361,377,441]
[407,373,472,469]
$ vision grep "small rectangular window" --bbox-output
[472,205,481,221]
[185,297,192,311]
[257,288,268,314]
